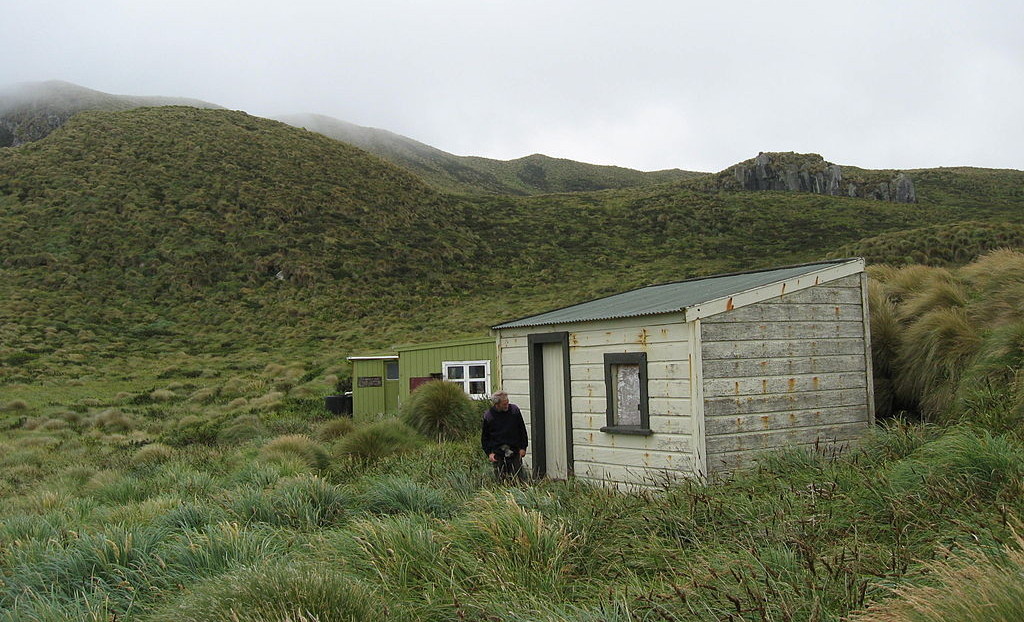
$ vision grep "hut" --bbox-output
[491,258,874,486]
[348,336,498,417]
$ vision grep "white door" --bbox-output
[542,342,568,479]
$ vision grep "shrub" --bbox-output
[399,380,480,441]
[260,434,330,471]
[336,419,421,463]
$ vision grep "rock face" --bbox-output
[726,152,916,203]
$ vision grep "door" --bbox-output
[528,332,572,479]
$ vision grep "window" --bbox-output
[442,360,491,398]
[601,352,651,435]
[385,361,399,381]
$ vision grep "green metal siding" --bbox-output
[396,337,498,403]
[351,358,399,416]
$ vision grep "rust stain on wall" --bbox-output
[638,328,650,347]
[760,415,771,429]
[726,297,734,311]
[787,378,797,392]
[812,376,820,390]
[762,379,769,394]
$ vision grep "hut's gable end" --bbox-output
[497,314,698,487]
[700,274,872,475]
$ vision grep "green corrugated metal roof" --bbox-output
[492,259,859,330]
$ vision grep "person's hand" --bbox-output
[519,449,526,457]
[488,453,497,462]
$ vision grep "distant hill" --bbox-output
[0,80,221,147]
[277,112,705,195]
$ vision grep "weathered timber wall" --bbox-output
[700,273,872,476]
[497,313,697,487]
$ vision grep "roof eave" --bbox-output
[683,258,864,321]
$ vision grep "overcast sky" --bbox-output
[4,0,1022,172]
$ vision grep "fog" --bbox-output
[4,0,1021,172]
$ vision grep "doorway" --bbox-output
[527,332,573,479]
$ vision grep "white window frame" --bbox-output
[442,360,491,398]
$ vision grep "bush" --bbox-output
[162,415,226,446]
[399,380,480,441]
[92,408,138,433]
[260,434,330,471]
[336,419,421,463]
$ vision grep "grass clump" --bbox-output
[359,476,449,517]
[316,417,355,441]
[148,560,388,622]
[399,380,481,441]
[850,530,1024,622]
[335,419,421,463]
[131,443,175,467]
[260,434,330,471]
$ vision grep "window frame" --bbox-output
[441,360,491,398]
[600,352,652,435]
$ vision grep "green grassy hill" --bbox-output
[277,112,704,195]
[2,105,1023,388]
[0,81,221,147]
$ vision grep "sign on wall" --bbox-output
[357,376,383,388]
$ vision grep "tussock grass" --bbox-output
[148,560,386,622]
[335,419,421,463]
[850,529,1024,622]
[315,417,355,441]
[358,477,449,517]
[260,434,329,471]
[399,380,480,441]
[130,442,175,467]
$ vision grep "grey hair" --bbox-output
[490,390,509,404]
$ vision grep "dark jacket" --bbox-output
[481,403,528,456]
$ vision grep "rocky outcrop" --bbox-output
[722,152,916,203]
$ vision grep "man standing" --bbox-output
[481,390,528,482]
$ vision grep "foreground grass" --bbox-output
[1,373,1022,622]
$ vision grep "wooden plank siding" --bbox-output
[497,314,697,487]
[699,273,873,476]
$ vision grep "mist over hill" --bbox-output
[0,80,221,147]
[276,112,704,195]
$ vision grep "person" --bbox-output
[481,390,528,482]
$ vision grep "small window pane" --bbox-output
[469,365,486,379]
[614,364,641,426]
[469,381,487,395]
[385,362,399,380]
[446,366,464,380]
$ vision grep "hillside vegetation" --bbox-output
[278,112,703,195]
[2,106,1023,390]
[1,102,1024,620]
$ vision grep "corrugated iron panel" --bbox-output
[492,259,858,330]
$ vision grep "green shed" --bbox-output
[347,336,498,416]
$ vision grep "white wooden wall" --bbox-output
[699,273,873,475]
[496,313,697,488]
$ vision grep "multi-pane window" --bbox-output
[601,352,651,434]
[442,360,490,397]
